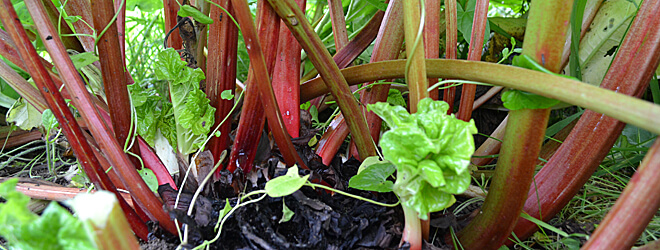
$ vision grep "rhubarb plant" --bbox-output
[367,98,477,219]
[133,48,216,155]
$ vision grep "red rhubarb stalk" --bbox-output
[206,0,239,172]
[272,0,306,138]
[582,138,660,249]
[510,0,660,241]
[266,0,377,160]
[91,0,142,166]
[0,0,150,239]
[229,0,308,170]
[424,0,440,100]
[443,0,457,114]
[455,0,488,121]
[226,0,282,174]
[22,0,177,234]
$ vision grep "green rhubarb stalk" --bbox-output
[457,0,572,246]
[403,0,428,113]
[266,0,377,160]
[300,59,660,136]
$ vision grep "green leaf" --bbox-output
[364,0,388,11]
[221,89,234,100]
[501,55,570,110]
[138,168,159,192]
[63,15,82,23]
[369,98,477,219]
[0,179,95,249]
[178,5,214,25]
[215,199,233,231]
[41,109,59,132]
[6,99,41,130]
[265,166,309,197]
[501,89,560,110]
[349,156,396,192]
[155,48,188,82]
[279,200,294,223]
[386,88,407,108]
[69,52,99,70]
[155,48,214,154]
[178,89,215,135]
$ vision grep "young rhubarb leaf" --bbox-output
[349,156,396,192]
[153,48,215,155]
[368,98,477,220]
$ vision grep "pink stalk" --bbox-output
[23,0,177,234]
[511,0,660,240]
[443,0,458,114]
[456,0,488,121]
[272,0,306,138]
[206,0,239,173]
[582,139,660,249]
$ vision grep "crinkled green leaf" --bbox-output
[380,126,437,169]
[179,89,215,135]
[265,166,309,197]
[0,178,36,239]
[368,101,411,129]
[369,98,477,219]
[418,159,445,188]
[438,170,471,194]
[349,156,396,192]
[386,88,407,108]
[154,48,214,154]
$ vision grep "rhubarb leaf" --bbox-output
[153,48,215,154]
[368,98,477,220]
